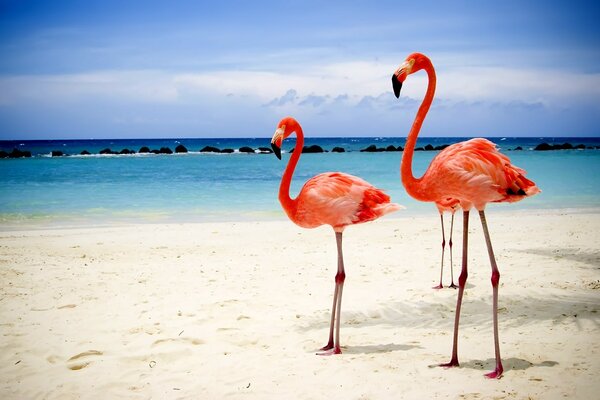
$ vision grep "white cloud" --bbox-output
[298,94,330,107]
[2,58,598,110]
[173,61,390,102]
[0,70,180,105]
[436,66,600,105]
[1,56,599,138]
[264,89,298,107]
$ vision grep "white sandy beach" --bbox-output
[1,210,599,399]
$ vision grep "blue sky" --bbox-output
[1,0,599,139]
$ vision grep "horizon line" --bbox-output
[2,135,600,142]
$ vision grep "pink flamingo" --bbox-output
[392,53,540,378]
[270,116,402,355]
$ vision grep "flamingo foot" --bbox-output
[439,358,459,369]
[432,283,444,289]
[449,282,458,289]
[317,346,342,356]
[484,365,503,379]
[319,341,334,351]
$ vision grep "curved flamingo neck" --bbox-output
[279,124,304,217]
[401,58,436,201]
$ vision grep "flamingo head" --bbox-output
[392,52,429,98]
[271,116,298,160]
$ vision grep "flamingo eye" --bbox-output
[403,59,415,75]
[277,125,285,138]
[272,126,285,146]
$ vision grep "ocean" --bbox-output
[1,137,599,226]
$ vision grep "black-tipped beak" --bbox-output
[392,74,402,98]
[271,143,281,160]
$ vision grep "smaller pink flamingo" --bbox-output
[271,116,402,355]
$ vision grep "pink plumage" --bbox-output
[421,138,540,209]
[294,172,402,232]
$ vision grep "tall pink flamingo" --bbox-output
[270,116,402,355]
[392,53,540,378]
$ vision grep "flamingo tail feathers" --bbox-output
[355,188,404,222]
[496,165,541,203]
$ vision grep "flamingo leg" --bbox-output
[320,283,338,352]
[441,210,469,368]
[478,210,504,379]
[318,231,345,355]
[433,213,445,289]
[448,212,458,289]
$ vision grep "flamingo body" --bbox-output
[415,138,540,210]
[291,171,401,232]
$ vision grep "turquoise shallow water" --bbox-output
[1,137,599,226]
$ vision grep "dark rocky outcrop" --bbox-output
[303,145,324,153]
[150,149,160,154]
[424,144,434,151]
[534,142,583,151]
[434,144,449,151]
[159,147,173,154]
[331,147,346,153]
[514,146,523,151]
[220,148,234,154]
[51,150,65,157]
[0,150,8,158]
[289,145,325,153]
[139,146,150,153]
[415,147,425,151]
[534,143,552,151]
[8,148,32,158]
[99,148,117,155]
[175,144,188,153]
[200,146,221,153]
[239,146,255,153]
[119,149,135,155]
[360,144,384,152]
[80,150,91,155]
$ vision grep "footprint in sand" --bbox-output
[152,337,204,347]
[66,350,103,370]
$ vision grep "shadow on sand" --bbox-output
[297,292,599,333]
[515,247,600,269]
[429,357,559,374]
[342,342,422,355]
